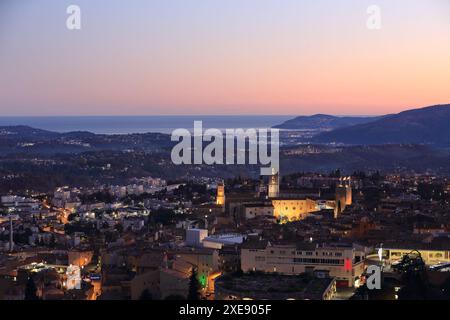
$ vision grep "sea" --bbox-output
[0,116,293,135]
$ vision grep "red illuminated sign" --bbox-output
[344,258,352,271]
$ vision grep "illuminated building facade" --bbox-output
[219,173,353,222]
[382,246,450,266]
[216,182,225,206]
[241,242,366,287]
[271,198,318,221]
[65,265,82,290]
[169,247,220,291]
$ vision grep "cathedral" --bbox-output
[216,171,352,222]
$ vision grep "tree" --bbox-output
[394,251,430,300]
[25,277,39,300]
[187,268,201,300]
[139,289,153,300]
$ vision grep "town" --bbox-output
[1,169,450,300]
[1,0,450,307]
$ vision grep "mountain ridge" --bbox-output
[313,104,450,146]
[273,114,383,130]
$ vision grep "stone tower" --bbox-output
[268,168,280,198]
[216,182,225,206]
[256,176,266,198]
[345,177,352,206]
[335,178,347,218]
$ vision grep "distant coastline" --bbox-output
[0,115,294,135]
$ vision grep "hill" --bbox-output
[273,114,382,130]
[313,104,450,146]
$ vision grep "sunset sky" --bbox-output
[0,0,449,116]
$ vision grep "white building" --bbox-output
[186,229,208,247]
[203,234,245,249]
[65,265,82,290]
[1,196,39,212]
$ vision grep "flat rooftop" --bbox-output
[215,273,334,300]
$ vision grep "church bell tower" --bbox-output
[268,169,280,198]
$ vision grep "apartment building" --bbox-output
[241,241,366,287]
